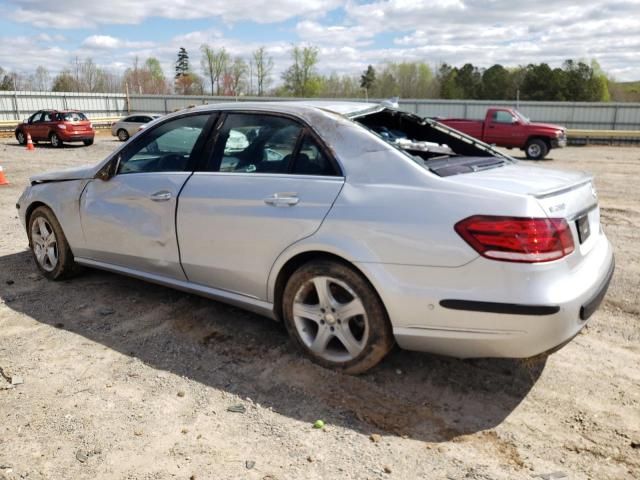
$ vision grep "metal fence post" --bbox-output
[13,91,20,121]
[612,104,619,130]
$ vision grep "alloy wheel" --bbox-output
[31,217,58,272]
[292,276,369,362]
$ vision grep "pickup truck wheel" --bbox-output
[282,260,394,374]
[525,139,548,160]
[50,132,63,148]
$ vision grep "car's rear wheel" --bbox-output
[525,138,548,160]
[28,206,76,280]
[83,138,94,146]
[16,130,26,145]
[50,132,63,148]
[117,129,129,141]
[282,260,394,374]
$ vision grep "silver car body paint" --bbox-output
[17,101,614,359]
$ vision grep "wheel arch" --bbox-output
[270,249,389,324]
[25,201,51,229]
[526,135,552,151]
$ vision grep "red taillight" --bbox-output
[455,215,575,263]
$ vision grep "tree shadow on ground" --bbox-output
[0,250,547,443]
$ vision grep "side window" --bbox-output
[215,113,303,174]
[492,111,515,124]
[30,112,43,123]
[118,114,209,174]
[292,135,337,176]
[124,116,137,123]
[42,112,52,122]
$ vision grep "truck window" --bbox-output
[492,111,516,124]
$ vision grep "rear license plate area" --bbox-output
[576,214,591,244]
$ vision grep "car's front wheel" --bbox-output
[50,132,63,148]
[28,206,76,280]
[282,260,394,374]
[16,130,26,145]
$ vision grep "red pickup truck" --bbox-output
[439,107,567,160]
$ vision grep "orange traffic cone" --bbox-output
[0,166,9,186]
[26,133,35,151]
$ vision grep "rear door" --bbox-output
[79,113,215,279]
[177,111,344,300]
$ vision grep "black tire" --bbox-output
[117,129,129,142]
[28,206,77,280]
[525,138,548,160]
[83,138,94,146]
[16,130,26,145]
[282,260,394,374]
[50,132,63,148]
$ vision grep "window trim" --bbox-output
[203,110,343,177]
[115,111,219,176]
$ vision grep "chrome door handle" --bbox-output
[150,191,172,202]
[264,193,299,207]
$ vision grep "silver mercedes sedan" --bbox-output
[16,102,614,373]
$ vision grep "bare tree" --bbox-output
[200,44,216,96]
[81,58,99,92]
[252,46,274,96]
[33,66,50,91]
[212,48,230,95]
[228,57,248,96]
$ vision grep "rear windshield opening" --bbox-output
[354,109,511,177]
[58,112,88,122]
[355,109,492,159]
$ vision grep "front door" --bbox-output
[177,112,344,300]
[79,113,214,279]
[483,109,524,147]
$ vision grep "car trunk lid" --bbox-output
[444,163,601,255]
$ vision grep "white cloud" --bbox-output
[2,1,640,82]
[82,35,155,50]
[8,0,343,28]
[295,20,375,47]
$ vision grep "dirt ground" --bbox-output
[0,136,638,480]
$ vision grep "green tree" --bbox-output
[437,63,462,99]
[281,45,320,97]
[360,65,376,95]
[480,64,510,100]
[51,70,77,92]
[455,63,482,99]
[175,47,189,79]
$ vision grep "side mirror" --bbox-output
[95,156,120,181]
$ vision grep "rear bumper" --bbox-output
[59,131,95,142]
[356,233,614,358]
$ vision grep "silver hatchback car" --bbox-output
[17,102,614,373]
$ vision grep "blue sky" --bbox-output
[1,0,639,84]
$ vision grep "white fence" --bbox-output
[2,91,640,130]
